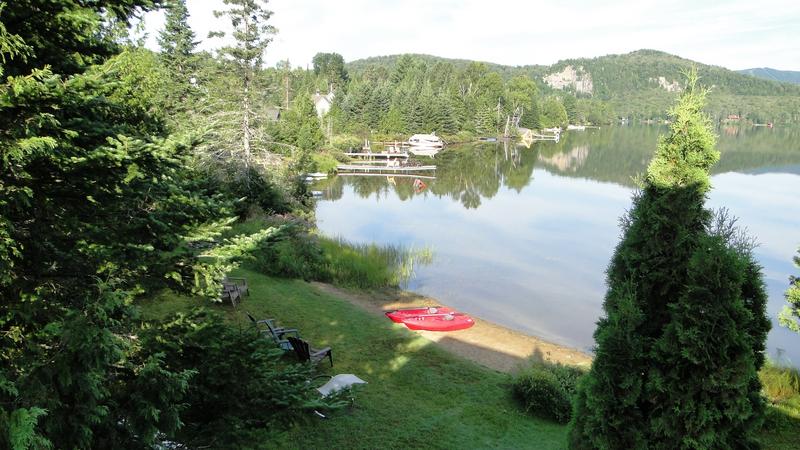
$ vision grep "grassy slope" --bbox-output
[140,268,567,449]
[140,268,800,449]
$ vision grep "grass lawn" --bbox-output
[139,268,800,449]
[140,268,568,449]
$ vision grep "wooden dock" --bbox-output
[338,173,436,180]
[344,152,409,158]
[337,164,436,173]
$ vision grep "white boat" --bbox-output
[408,132,444,149]
[566,125,586,131]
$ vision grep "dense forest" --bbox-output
[347,50,800,126]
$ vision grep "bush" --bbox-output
[513,361,586,424]
[760,360,800,404]
[140,309,333,447]
[251,222,326,280]
[330,134,362,151]
[311,152,340,174]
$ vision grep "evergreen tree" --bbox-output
[562,94,579,124]
[436,93,458,134]
[540,97,568,128]
[779,248,800,333]
[158,0,197,77]
[280,92,324,152]
[379,105,405,133]
[520,98,541,129]
[0,2,239,447]
[569,70,770,449]
[209,0,276,172]
[475,105,497,135]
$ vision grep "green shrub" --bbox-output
[311,152,340,174]
[330,134,362,151]
[513,361,586,424]
[140,309,333,447]
[251,222,326,280]
[760,360,800,404]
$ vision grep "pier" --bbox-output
[336,164,436,173]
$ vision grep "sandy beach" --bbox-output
[311,282,593,373]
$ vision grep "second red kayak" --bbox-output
[385,306,454,323]
[385,306,474,331]
[402,313,475,331]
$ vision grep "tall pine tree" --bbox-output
[569,70,770,449]
[209,0,276,172]
[158,0,197,77]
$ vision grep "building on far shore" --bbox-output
[313,89,335,117]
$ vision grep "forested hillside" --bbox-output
[346,50,800,125]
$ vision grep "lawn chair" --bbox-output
[223,277,249,296]
[287,336,333,367]
[246,312,299,351]
[221,283,242,307]
[308,374,367,419]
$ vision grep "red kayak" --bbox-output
[401,313,475,332]
[385,306,453,323]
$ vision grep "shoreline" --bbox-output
[311,282,593,373]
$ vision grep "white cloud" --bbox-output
[142,0,800,70]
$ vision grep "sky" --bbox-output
[141,0,800,71]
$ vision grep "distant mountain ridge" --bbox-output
[348,50,800,123]
[737,67,800,84]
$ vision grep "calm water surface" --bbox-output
[313,126,800,364]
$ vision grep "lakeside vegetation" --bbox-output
[2,1,800,449]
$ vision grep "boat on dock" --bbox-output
[408,132,444,149]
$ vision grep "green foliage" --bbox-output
[778,248,800,333]
[139,308,330,447]
[311,152,340,174]
[540,96,568,128]
[250,222,326,280]
[318,237,432,289]
[278,92,325,152]
[312,52,348,88]
[158,0,197,72]
[4,408,51,450]
[562,94,578,124]
[513,361,586,424]
[0,3,264,447]
[206,0,278,175]
[568,70,770,449]
[760,360,800,404]
[0,0,159,76]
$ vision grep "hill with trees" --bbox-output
[346,50,800,125]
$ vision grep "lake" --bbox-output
[313,125,800,364]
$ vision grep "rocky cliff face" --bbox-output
[651,76,682,92]
[543,65,594,95]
